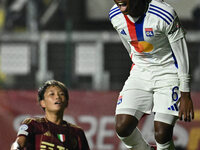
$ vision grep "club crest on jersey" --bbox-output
[145,28,154,37]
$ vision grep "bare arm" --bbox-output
[11,136,27,150]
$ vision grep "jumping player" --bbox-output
[11,80,90,150]
[109,0,194,149]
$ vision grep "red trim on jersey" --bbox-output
[130,53,133,60]
[130,63,135,71]
[124,15,137,41]
[124,16,137,71]
[124,15,141,53]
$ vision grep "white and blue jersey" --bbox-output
[109,0,190,92]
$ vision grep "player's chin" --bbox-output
[51,109,64,115]
[53,106,65,112]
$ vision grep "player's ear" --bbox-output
[40,100,46,109]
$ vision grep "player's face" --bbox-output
[114,0,130,15]
[40,86,68,113]
[114,0,146,17]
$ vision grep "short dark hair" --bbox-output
[38,80,69,102]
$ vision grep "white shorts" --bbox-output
[116,76,180,117]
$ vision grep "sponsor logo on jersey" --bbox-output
[120,29,127,35]
[19,124,28,131]
[145,28,154,37]
[130,41,154,53]
[168,103,179,111]
[44,131,52,136]
[117,96,122,105]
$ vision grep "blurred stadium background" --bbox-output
[0,0,200,149]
